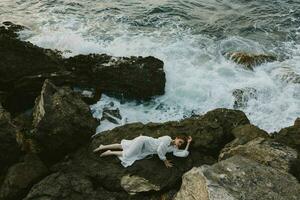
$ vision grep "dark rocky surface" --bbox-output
[0,105,22,176]
[21,108,249,200]
[0,22,166,114]
[64,54,165,100]
[32,80,98,164]
[1,96,300,200]
[0,154,48,200]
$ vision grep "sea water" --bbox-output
[1,0,300,133]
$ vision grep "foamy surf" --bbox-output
[7,0,300,134]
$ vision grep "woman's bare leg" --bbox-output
[100,150,123,157]
[93,143,122,152]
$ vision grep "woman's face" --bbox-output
[174,138,185,148]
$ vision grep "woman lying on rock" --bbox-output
[93,135,192,168]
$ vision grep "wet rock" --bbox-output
[32,80,98,164]
[232,87,257,109]
[0,105,22,175]
[281,69,300,84]
[174,156,300,200]
[101,103,122,124]
[0,154,48,200]
[219,137,298,173]
[226,52,277,70]
[64,54,166,100]
[220,124,269,154]
[271,66,300,84]
[0,21,28,38]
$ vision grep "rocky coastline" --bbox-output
[0,22,299,200]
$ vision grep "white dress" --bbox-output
[118,135,189,167]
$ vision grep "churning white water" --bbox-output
[2,0,300,133]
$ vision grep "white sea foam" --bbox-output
[19,17,300,134]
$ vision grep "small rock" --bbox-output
[232,87,257,109]
[226,52,277,70]
[120,175,160,194]
[101,103,122,124]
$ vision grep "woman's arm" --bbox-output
[185,136,192,151]
[157,136,173,168]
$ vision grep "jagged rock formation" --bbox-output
[32,80,98,164]
[0,22,166,113]
[21,108,249,200]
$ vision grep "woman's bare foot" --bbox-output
[93,144,104,153]
[100,150,111,157]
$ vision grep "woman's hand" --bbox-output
[187,136,192,143]
[164,159,173,168]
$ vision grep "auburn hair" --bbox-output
[176,135,188,149]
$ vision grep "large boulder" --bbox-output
[274,118,300,181]
[0,104,22,175]
[174,156,300,200]
[0,154,48,200]
[219,137,298,173]
[93,108,250,160]
[89,108,249,195]
[64,54,166,100]
[275,118,300,153]
[32,80,98,164]
[226,52,276,70]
